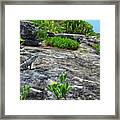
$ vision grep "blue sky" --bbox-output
[86,20,100,33]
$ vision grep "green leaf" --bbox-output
[47,85,53,92]
[47,72,71,100]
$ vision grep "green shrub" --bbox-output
[61,20,96,36]
[31,20,63,41]
[20,84,31,100]
[47,72,71,100]
[95,33,100,39]
[93,44,100,54]
[44,37,79,50]
[30,20,97,37]
[37,28,48,41]
[30,20,63,33]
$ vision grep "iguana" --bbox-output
[20,55,38,71]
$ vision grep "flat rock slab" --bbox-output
[54,33,86,42]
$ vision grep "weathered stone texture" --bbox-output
[20,41,100,100]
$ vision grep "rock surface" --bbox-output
[47,32,100,44]
[20,21,40,46]
[20,41,100,100]
[55,33,86,43]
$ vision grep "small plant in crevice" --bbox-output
[47,72,71,100]
[20,84,31,100]
[92,44,100,54]
[20,38,25,45]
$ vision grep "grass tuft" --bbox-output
[44,37,79,50]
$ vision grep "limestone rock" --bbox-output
[20,20,40,46]
[20,44,100,100]
[55,33,85,43]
